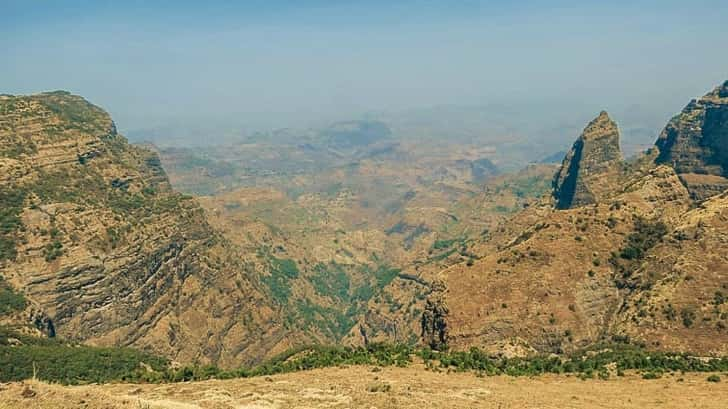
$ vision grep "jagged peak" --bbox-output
[552,111,623,209]
[581,110,618,141]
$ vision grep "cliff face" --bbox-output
[0,92,297,366]
[655,81,728,200]
[553,111,623,209]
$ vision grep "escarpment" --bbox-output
[655,81,728,200]
[552,111,623,209]
[0,91,299,367]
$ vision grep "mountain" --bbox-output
[395,81,728,356]
[0,91,301,366]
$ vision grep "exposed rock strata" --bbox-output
[0,91,299,367]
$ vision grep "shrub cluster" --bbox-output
[0,277,27,315]
[612,216,668,289]
[421,343,728,379]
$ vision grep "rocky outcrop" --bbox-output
[553,111,623,209]
[421,293,448,350]
[655,81,728,199]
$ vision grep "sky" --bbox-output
[2,0,728,140]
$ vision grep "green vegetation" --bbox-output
[311,262,350,301]
[353,283,374,301]
[0,327,168,385]
[0,277,27,315]
[0,189,25,261]
[2,328,727,386]
[432,238,459,250]
[612,217,668,289]
[43,240,64,262]
[291,300,356,339]
[298,262,402,338]
[372,265,401,288]
[262,255,300,303]
[0,344,168,385]
[0,331,412,384]
[493,205,511,213]
[430,247,457,262]
[619,217,667,261]
[271,256,300,278]
[681,308,696,328]
[421,343,728,378]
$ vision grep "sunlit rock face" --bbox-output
[656,81,728,200]
[553,111,623,209]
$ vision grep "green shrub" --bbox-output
[619,218,667,261]
[421,343,728,378]
[0,277,27,315]
[432,238,458,250]
[707,374,721,382]
[612,217,668,289]
[642,371,661,379]
[681,308,696,328]
[43,240,64,262]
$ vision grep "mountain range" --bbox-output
[1,81,727,369]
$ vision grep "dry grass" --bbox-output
[1,365,727,408]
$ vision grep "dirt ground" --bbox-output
[1,365,727,409]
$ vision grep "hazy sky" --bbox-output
[3,0,728,136]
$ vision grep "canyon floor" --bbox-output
[1,365,726,409]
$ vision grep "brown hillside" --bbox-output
[0,92,299,367]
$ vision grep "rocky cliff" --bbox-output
[552,111,623,209]
[0,91,299,366]
[655,81,728,199]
